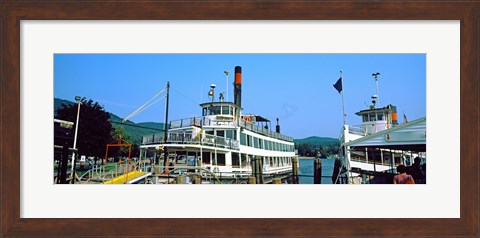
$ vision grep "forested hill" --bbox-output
[54,98,164,144]
[293,136,339,157]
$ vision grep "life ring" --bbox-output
[243,116,251,122]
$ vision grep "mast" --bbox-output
[340,70,346,125]
[163,82,170,168]
[372,72,380,108]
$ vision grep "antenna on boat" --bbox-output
[372,72,380,108]
[276,118,280,133]
[224,70,229,102]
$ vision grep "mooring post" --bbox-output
[314,159,323,184]
[176,175,186,184]
[292,157,299,184]
[273,178,282,184]
[192,174,202,184]
[248,177,256,184]
[257,156,264,184]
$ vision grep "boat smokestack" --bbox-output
[234,66,242,108]
[276,118,280,133]
[391,105,398,125]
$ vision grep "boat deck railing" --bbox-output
[168,116,294,142]
[239,120,294,142]
[347,125,368,136]
[170,117,203,129]
[142,132,240,150]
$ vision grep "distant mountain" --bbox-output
[54,98,75,116]
[294,136,338,145]
[294,136,339,157]
[54,98,164,144]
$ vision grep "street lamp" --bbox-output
[70,96,84,178]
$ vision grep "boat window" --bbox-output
[202,152,210,164]
[363,114,368,122]
[232,153,240,168]
[240,132,246,146]
[259,139,263,149]
[254,137,259,148]
[202,107,208,116]
[369,113,376,121]
[216,153,226,166]
[241,154,247,168]
[216,130,225,137]
[206,130,214,135]
[226,130,235,139]
[209,106,221,115]
[247,135,252,147]
[221,105,230,115]
[377,113,384,121]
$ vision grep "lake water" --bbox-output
[298,158,335,184]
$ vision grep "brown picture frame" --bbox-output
[1,1,478,237]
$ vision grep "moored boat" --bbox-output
[139,66,297,183]
[337,75,426,184]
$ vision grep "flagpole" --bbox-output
[340,70,346,125]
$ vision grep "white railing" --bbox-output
[238,120,294,142]
[348,125,367,136]
[142,132,240,150]
[147,115,294,143]
[170,117,203,129]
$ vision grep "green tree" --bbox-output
[56,98,114,158]
[111,125,140,158]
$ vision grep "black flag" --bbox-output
[333,77,342,93]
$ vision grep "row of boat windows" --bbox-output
[362,112,385,122]
[240,132,294,152]
[202,105,235,116]
[145,150,293,168]
[201,151,292,168]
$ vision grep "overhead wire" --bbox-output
[122,87,166,122]
[170,87,202,108]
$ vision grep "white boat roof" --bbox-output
[345,117,426,151]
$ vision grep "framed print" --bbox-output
[1,1,478,237]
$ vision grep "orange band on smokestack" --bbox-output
[235,66,242,84]
[235,73,242,84]
[391,112,398,120]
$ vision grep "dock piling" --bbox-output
[314,159,322,184]
[292,157,299,184]
[251,156,264,184]
[272,178,282,184]
[176,175,186,184]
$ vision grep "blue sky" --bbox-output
[54,54,426,138]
